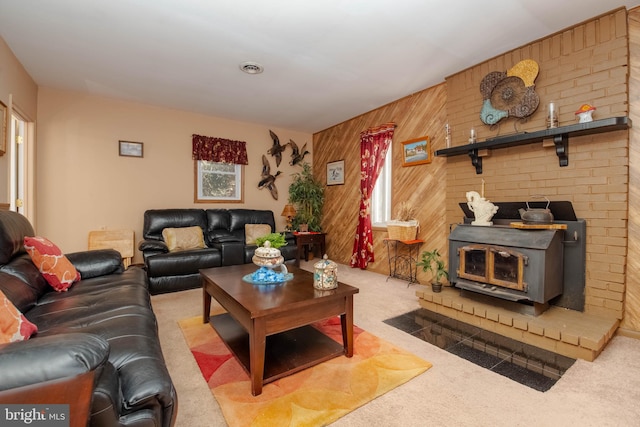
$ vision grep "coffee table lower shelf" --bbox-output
[210,313,346,386]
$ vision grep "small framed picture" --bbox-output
[401,136,431,167]
[327,160,345,186]
[119,140,144,158]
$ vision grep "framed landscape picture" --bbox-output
[327,160,345,185]
[401,136,431,167]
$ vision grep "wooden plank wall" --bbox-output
[623,7,640,334]
[313,84,448,281]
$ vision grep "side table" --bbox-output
[293,232,326,267]
[88,229,135,268]
[384,239,424,285]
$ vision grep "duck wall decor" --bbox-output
[267,130,287,167]
[288,139,309,166]
[258,154,281,200]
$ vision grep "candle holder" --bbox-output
[546,102,558,129]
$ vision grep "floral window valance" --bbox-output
[192,134,249,165]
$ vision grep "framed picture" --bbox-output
[0,101,7,156]
[327,160,345,186]
[401,136,431,167]
[119,140,144,158]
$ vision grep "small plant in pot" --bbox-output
[255,232,287,249]
[416,249,449,293]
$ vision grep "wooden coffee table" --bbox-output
[201,263,359,396]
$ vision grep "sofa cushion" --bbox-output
[245,224,272,245]
[162,226,205,252]
[0,289,38,343]
[23,236,81,292]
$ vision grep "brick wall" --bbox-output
[444,8,629,319]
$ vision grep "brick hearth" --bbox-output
[416,286,619,361]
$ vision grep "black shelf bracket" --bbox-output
[469,148,482,174]
[434,116,631,174]
[554,133,569,167]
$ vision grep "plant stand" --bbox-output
[384,239,424,286]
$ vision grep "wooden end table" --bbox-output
[293,232,326,266]
[201,263,358,396]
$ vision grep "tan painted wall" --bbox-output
[0,37,38,205]
[36,87,312,262]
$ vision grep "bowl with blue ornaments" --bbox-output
[244,240,292,284]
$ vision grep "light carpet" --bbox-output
[153,261,640,426]
[178,314,431,427]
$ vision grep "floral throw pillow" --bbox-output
[0,290,38,343]
[24,236,81,292]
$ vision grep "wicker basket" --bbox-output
[387,220,419,241]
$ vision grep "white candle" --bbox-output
[481,179,485,198]
[469,128,476,144]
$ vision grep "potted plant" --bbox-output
[255,232,287,249]
[387,201,419,241]
[288,162,324,232]
[416,249,449,293]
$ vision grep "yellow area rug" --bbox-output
[178,315,432,427]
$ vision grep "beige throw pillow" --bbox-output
[245,224,272,245]
[162,226,206,252]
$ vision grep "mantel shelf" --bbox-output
[434,116,631,174]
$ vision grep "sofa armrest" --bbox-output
[0,333,109,392]
[211,235,242,244]
[139,239,169,253]
[67,249,124,279]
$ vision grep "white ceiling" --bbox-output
[1,1,638,133]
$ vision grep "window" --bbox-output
[371,144,392,227]
[195,160,243,203]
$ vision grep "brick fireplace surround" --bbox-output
[419,8,629,362]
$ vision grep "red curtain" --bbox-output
[192,134,248,165]
[350,123,396,269]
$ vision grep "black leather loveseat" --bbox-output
[0,211,177,427]
[139,208,296,294]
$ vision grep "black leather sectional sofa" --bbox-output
[139,208,296,294]
[0,211,177,427]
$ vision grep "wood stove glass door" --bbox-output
[458,245,488,283]
[488,247,526,291]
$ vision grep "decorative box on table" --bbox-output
[314,255,338,290]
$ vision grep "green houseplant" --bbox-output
[255,232,287,249]
[288,162,324,232]
[416,249,449,293]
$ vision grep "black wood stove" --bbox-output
[448,201,586,314]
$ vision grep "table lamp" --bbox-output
[281,204,296,231]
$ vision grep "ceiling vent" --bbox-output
[239,61,264,74]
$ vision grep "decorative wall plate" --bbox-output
[480,59,540,126]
